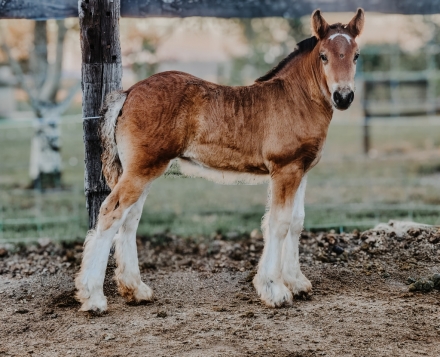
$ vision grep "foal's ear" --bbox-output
[311,9,329,40]
[347,8,365,37]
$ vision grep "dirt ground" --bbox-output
[1,223,440,357]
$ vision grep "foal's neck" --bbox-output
[275,48,333,120]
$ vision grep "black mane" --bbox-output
[255,36,318,82]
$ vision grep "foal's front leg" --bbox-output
[253,167,303,307]
[281,175,312,296]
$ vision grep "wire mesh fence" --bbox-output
[0,188,85,243]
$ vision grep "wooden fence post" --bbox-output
[78,0,122,229]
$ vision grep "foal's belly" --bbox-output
[176,158,269,185]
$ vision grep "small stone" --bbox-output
[15,308,29,314]
[407,277,417,285]
[0,248,8,258]
[213,306,228,312]
[157,311,167,318]
[229,243,243,260]
[37,238,52,248]
[240,311,254,318]
[245,270,256,283]
[360,243,369,251]
[422,280,434,292]
[409,279,434,292]
[103,333,115,341]
[428,236,439,244]
[250,229,263,240]
[408,228,421,237]
[326,235,336,245]
[235,293,250,301]
[226,231,239,240]
[431,274,440,289]
[332,245,344,255]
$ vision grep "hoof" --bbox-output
[78,294,108,313]
[253,274,293,307]
[118,282,154,303]
[283,272,313,297]
[133,282,154,302]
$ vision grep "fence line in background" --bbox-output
[2,115,440,242]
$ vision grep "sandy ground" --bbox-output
[1,226,439,356]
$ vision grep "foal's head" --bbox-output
[311,8,365,110]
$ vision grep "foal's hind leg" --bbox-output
[75,174,151,312]
[281,175,312,296]
[113,185,153,302]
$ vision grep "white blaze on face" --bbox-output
[326,34,355,103]
[328,33,352,43]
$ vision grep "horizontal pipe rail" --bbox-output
[1,0,440,20]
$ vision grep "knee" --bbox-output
[270,209,292,238]
[127,205,142,220]
[274,218,290,239]
[278,222,290,238]
[99,201,124,232]
[100,191,118,212]
[291,212,305,228]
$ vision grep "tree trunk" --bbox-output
[78,0,122,229]
[28,20,66,190]
[29,21,48,90]
[2,20,78,190]
[29,112,62,190]
[40,20,67,103]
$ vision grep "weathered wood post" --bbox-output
[78,0,122,229]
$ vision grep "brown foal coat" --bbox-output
[103,42,332,223]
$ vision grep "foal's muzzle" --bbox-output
[333,90,354,110]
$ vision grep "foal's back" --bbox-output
[118,71,286,174]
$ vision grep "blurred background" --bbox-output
[1,12,440,243]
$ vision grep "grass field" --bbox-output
[1,114,440,242]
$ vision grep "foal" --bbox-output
[76,9,365,311]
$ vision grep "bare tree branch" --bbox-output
[53,81,81,116]
[40,20,68,102]
[29,21,48,90]
[0,43,41,112]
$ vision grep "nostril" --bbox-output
[333,92,342,104]
[347,91,354,104]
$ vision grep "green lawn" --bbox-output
[1,115,440,242]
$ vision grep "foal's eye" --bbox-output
[320,54,328,62]
[354,53,359,62]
